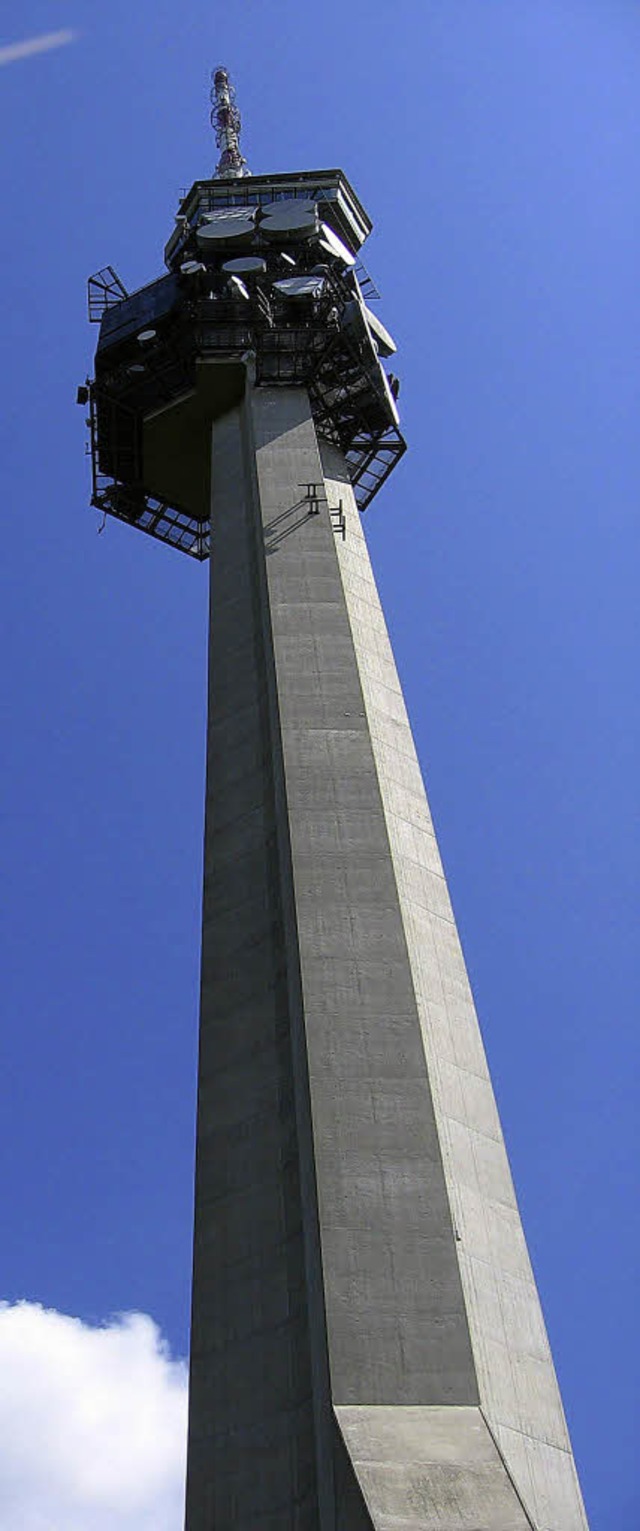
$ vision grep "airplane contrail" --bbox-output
[0,29,76,67]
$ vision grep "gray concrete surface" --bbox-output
[335,1407,535,1530]
[184,373,588,1530]
[323,441,588,1531]
[185,395,321,1528]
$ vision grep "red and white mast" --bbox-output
[210,65,249,179]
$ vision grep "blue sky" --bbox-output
[0,2,637,1525]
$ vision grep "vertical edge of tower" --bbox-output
[186,385,326,1526]
[321,441,589,1531]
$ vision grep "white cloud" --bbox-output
[0,31,76,67]
[0,1302,188,1530]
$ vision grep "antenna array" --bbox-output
[210,65,249,179]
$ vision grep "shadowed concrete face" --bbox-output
[185,397,321,1528]
[183,375,588,1530]
[143,361,246,522]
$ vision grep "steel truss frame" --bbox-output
[87,252,405,557]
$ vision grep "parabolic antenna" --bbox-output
[227,274,250,300]
[374,360,401,426]
[317,221,355,266]
[273,275,325,299]
[342,293,396,358]
[259,198,319,238]
[362,303,396,357]
[222,256,267,274]
[197,209,257,246]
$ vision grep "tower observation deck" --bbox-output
[84,69,588,1531]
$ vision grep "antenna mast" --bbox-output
[210,65,249,179]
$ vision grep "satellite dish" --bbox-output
[137,329,157,344]
[362,303,396,357]
[273,276,325,299]
[128,363,145,373]
[227,274,250,300]
[222,256,267,274]
[342,294,396,359]
[181,260,206,275]
[317,222,355,267]
[368,360,400,426]
[197,208,257,246]
[259,199,319,238]
[380,366,400,425]
[279,251,296,268]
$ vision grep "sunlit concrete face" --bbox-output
[183,374,589,1530]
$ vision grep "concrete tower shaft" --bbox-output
[86,137,589,1531]
[182,375,588,1531]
